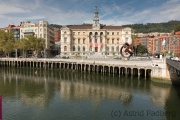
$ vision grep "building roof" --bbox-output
[175,31,180,35]
[67,25,123,30]
[68,26,92,29]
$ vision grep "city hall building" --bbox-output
[61,6,132,57]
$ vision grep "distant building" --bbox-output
[20,20,55,57]
[0,24,20,40]
[133,34,180,56]
[60,6,132,56]
[54,28,60,42]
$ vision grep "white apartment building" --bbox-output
[20,20,54,56]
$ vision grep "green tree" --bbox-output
[136,44,148,55]
[123,20,180,33]
[0,30,15,57]
[18,38,30,57]
[131,35,138,42]
[18,35,45,57]
[174,23,180,32]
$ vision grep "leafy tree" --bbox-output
[174,23,180,32]
[0,30,14,57]
[18,35,45,57]
[136,44,148,55]
[123,20,180,33]
[131,35,138,42]
[18,38,30,57]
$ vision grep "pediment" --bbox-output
[61,26,70,30]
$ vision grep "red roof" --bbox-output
[175,31,180,35]
[68,26,92,29]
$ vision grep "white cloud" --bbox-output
[0,3,29,14]
[0,0,180,28]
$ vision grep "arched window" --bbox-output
[83,46,85,51]
[64,46,67,51]
[73,46,75,51]
[100,38,103,43]
[83,39,85,44]
[112,39,114,44]
[100,32,103,36]
[78,46,80,51]
[112,46,114,52]
[78,39,80,44]
[107,39,109,44]
[89,32,93,39]
[117,38,119,44]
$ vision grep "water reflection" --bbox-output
[0,67,180,119]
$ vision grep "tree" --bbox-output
[136,44,148,56]
[18,35,45,57]
[131,35,138,42]
[18,38,30,57]
[174,23,180,32]
[123,20,180,33]
[0,30,15,57]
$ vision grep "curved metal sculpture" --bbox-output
[120,42,134,60]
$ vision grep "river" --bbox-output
[0,67,180,120]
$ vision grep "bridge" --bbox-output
[0,57,179,84]
[166,59,180,84]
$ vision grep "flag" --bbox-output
[162,38,166,46]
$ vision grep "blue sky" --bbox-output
[0,0,180,28]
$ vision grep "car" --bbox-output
[114,56,121,60]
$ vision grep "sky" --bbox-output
[0,0,180,28]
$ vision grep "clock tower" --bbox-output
[92,6,100,30]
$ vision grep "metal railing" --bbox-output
[166,59,180,71]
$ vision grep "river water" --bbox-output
[0,67,180,120]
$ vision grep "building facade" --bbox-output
[20,20,55,56]
[0,24,21,40]
[54,28,60,42]
[133,34,180,56]
[60,6,132,56]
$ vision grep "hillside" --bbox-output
[122,20,180,33]
[50,20,180,33]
